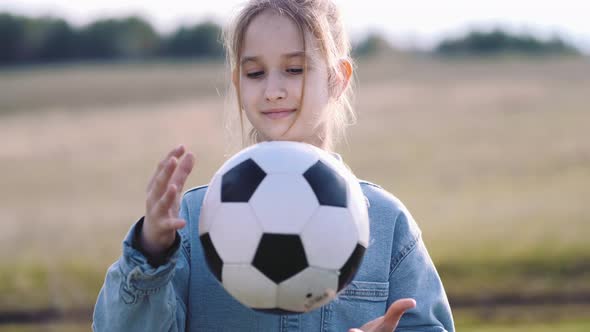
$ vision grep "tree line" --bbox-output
[0,13,223,64]
[0,13,581,65]
[436,29,579,56]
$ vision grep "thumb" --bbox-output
[382,298,416,329]
[349,329,363,332]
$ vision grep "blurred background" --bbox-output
[0,0,589,331]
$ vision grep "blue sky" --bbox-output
[1,0,589,53]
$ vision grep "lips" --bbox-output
[262,108,296,119]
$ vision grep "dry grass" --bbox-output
[348,57,590,262]
[0,55,589,312]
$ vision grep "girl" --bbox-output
[93,0,455,331]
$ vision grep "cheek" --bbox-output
[287,78,303,97]
[239,82,258,107]
[302,78,330,111]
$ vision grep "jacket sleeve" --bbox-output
[92,198,192,332]
[388,208,455,332]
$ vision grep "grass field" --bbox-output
[1,54,589,328]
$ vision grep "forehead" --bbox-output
[241,10,319,59]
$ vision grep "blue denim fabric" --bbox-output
[93,181,454,331]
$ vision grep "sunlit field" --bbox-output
[1,55,589,329]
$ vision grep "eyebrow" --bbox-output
[240,51,310,65]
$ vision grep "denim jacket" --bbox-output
[93,180,454,331]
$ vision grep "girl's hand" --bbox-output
[141,145,195,258]
[348,298,416,332]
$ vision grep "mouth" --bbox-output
[261,108,297,120]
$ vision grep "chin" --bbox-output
[260,127,295,141]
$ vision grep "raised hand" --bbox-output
[141,145,195,258]
[348,298,416,332]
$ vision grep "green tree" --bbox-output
[162,21,223,58]
[0,13,228,65]
[76,16,159,59]
[19,17,77,61]
[0,13,26,63]
[37,19,76,60]
[115,16,160,58]
[436,29,579,56]
[353,32,393,57]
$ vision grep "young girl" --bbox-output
[93,0,455,331]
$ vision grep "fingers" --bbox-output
[349,298,415,332]
[148,156,178,206]
[381,298,416,330]
[149,152,195,218]
[147,147,195,209]
[155,183,177,215]
[167,218,187,230]
[356,316,383,331]
[169,152,195,195]
[147,145,185,193]
[152,185,186,229]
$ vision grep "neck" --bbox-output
[252,123,334,151]
[304,124,333,152]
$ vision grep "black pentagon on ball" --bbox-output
[253,234,308,284]
[338,243,366,291]
[221,158,266,202]
[303,160,348,207]
[200,233,223,282]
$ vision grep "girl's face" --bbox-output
[237,10,332,148]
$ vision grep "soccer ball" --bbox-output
[198,141,369,313]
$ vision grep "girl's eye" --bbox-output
[246,71,264,78]
[287,68,303,74]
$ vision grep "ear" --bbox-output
[334,59,353,98]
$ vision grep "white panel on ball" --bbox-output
[250,141,319,174]
[199,175,223,235]
[250,174,319,234]
[347,182,370,247]
[223,264,278,309]
[209,204,262,264]
[199,141,371,314]
[277,267,338,312]
[301,206,358,270]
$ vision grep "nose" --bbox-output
[264,71,287,102]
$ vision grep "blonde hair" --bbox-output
[223,0,356,151]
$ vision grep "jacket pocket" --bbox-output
[337,280,389,302]
[321,281,390,331]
